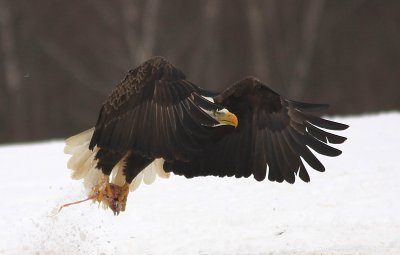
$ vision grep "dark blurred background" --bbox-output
[0,0,399,144]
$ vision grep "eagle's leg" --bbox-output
[91,175,113,203]
[91,149,125,208]
[112,183,130,213]
[108,153,153,214]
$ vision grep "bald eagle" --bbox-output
[65,56,348,214]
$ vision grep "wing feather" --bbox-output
[89,57,221,161]
[165,77,348,183]
[305,122,347,144]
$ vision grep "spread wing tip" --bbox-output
[287,100,330,112]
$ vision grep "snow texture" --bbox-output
[0,113,399,255]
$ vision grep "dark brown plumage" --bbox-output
[65,56,348,214]
[164,76,348,183]
[89,56,223,180]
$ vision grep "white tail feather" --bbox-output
[129,158,168,191]
[84,166,104,191]
[64,141,89,155]
[65,128,101,190]
[143,165,156,185]
[153,158,169,178]
[111,155,128,186]
[72,148,98,180]
[65,128,170,195]
[65,128,100,182]
[129,172,144,191]
[65,128,95,146]
[67,148,93,171]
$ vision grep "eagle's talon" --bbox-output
[106,182,113,197]
[108,183,129,215]
[89,175,112,204]
[117,183,130,212]
[119,184,130,201]
[87,178,129,214]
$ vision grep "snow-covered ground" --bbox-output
[0,113,399,255]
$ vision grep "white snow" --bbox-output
[0,112,399,255]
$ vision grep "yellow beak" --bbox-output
[215,111,238,128]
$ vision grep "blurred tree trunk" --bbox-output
[0,0,26,140]
[120,0,161,65]
[189,0,220,86]
[138,0,161,60]
[289,0,325,98]
[120,0,140,66]
[246,0,269,82]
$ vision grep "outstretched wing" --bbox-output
[89,56,222,161]
[164,77,348,183]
